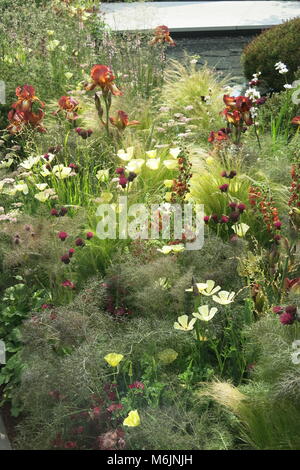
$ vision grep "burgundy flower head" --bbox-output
[61,254,71,264]
[279,312,295,325]
[75,238,85,247]
[58,231,68,241]
[219,184,229,192]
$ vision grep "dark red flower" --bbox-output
[75,238,85,247]
[229,211,240,222]
[59,207,68,216]
[119,176,128,188]
[69,248,75,257]
[211,214,219,223]
[285,305,297,316]
[61,280,76,289]
[219,184,229,192]
[115,167,125,175]
[64,441,77,449]
[204,215,210,224]
[107,403,123,413]
[61,254,71,264]
[237,203,246,213]
[229,202,237,210]
[128,381,145,390]
[50,208,59,217]
[279,312,295,325]
[127,172,137,182]
[220,215,229,223]
[58,231,68,241]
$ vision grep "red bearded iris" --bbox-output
[109,110,140,131]
[149,25,176,46]
[222,95,253,126]
[54,96,79,120]
[85,65,123,96]
[7,85,46,134]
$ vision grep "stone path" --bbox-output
[0,415,11,450]
[100,1,300,32]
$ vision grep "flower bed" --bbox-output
[0,0,299,451]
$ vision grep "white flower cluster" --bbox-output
[245,88,261,101]
[275,61,289,74]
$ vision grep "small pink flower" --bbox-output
[204,215,210,224]
[220,215,229,223]
[86,232,94,240]
[69,248,75,257]
[58,231,68,241]
[115,167,125,175]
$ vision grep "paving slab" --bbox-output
[0,414,11,450]
[100,1,300,32]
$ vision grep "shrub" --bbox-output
[243,18,300,91]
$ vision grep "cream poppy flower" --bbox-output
[117,146,134,161]
[185,282,208,293]
[174,315,196,331]
[232,223,250,238]
[145,149,157,158]
[20,156,40,170]
[212,290,235,305]
[14,181,29,195]
[169,147,181,159]
[163,160,178,170]
[199,280,221,296]
[192,305,218,321]
[126,159,145,173]
[35,183,48,191]
[146,158,160,170]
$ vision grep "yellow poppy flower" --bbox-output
[123,410,141,427]
[104,353,124,367]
